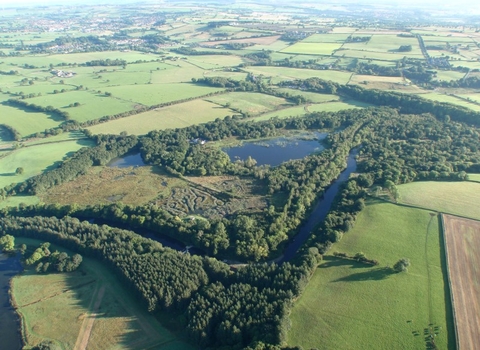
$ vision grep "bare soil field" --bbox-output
[442,214,480,350]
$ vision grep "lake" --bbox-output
[107,153,146,168]
[224,133,327,166]
[0,253,23,350]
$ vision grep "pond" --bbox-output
[223,132,328,167]
[0,253,23,350]
[107,153,146,168]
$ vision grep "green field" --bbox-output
[281,42,343,56]
[398,181,480,220]
[288,201,453,350]
[104,83,223,106]
[0,105,62,137]
[206,91,291,115]
[307,100,369,112]
[87,99,232,135]
[0,139,93,189]
[420,93,480,111]
[243,66,353,84]
[0,195,40,209]
[467,173,480,182]
[11,237,195,350]
[275,89,340,103]
[252,105,308,121]
[25,90,137,122]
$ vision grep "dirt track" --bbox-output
[442,214,480,350]
[73,285,105,350]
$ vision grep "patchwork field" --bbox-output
[11,238,195,350]
[398,181,480,220]
[288,201,454,350]
[87,99,232,135]
[442,215,480,350]
[0,139,93,189]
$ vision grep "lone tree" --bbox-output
[15,167,24,175]
[393,258,411,273]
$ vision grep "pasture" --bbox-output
[243,66,353,84]
[206,92,291,116]
[86,99,232,135]
[0,139,93,189]
[11,237,195,350]
[442,214,480,350]
[0,105,62,137]
[281,42,343,56]
[103,83,223,106]
[288,201,453,350]
[397,181,480,220]
[25,90,137,123]
[420,93,480,111]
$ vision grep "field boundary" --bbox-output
[440,214,460,350]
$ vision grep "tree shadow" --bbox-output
[320,255,374,269]
[333,266,392,282]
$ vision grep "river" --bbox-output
[0,253,23,350]
[280,148,358,263]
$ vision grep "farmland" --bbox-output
[397,182,480,220]
[289,201,454,350]
[11,238,194,350]
[442,214,480,350]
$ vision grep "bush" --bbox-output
[393,258,410,272]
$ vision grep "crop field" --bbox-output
[0,105,62,137]
[11,238,194,350]
[281,42,343,56]
[103,83,223,106]
[206,92,291,115]
[288,201,453,350]
[87,99,232,135]
[0,139,93,189]
[442,214,480,350]
[243,66,353,84]
[398,181,480,220]
[25,90,137,122]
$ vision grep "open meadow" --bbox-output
[0,105,62,137]
[397,181,480,220]
[86,99,232,135]
[288,200,454,350]
[11,237,195,350]
[442,214,480,350]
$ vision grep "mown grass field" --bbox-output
[243,66,353,84]
[87,99,232,135]
[281,42,342,56]
[0,139,93,189]
[397,181,480,220]
[25,90,137,122]
[467,173,480,182]
[0,105,62,137]
[442,214,480,350]
[288,201,454,350]
[11,237,195,350]
[420,93,480,111]
[207,91,291,115]
[104,83,223,106]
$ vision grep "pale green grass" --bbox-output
[0,105,62,137]
[274,89,340,103]
[183,55,245,69]
[0,139,93,188]
[12,237,195,350]
[87,99,232,135]
[450,60,480,70]
[252,106,307,121]
[288,201,453,350]
[307,100,369,112]
[0,195,40,209]
[456,93,480,104]
[420,93,480,111]
[423,36,475,44]
[365,35,423,56]
[467,173,480,182]
[25,90,137,122]
[206,91,291,115]
[243,66,353,84]
[150,61,206,83]
[281,42,343,56]
[202,70,248,81]
[434,70,466,81]
[333,49,423,61]
[98,83,223,106]
[6,82,77,96]
[398,181,480,220]
[302,33,352,43]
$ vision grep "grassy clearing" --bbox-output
[420,93,480,111]
[433,70,466,82]
[397,181,480,220]
[0,105,62,137]
[274,89,340,103]
[11,237,195,350]
[467,173,480,182]
[0,139,93,189]
[281,42,342,56]
[206,92,291,115]
[243,66,353,84]
[252,106,308,121]
[105,83,223,106]
[87,99,232,135]
[25,90,137,122]
[307,100,369,112]
[0,195,40,209]
[288,201,453,350]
